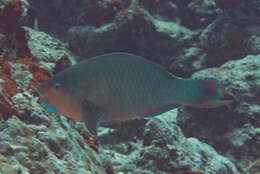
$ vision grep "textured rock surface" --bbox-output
[27,0,260,77]
[1,0,259,173]
[25,27,76,73]
[0,110,108,174]
[0,1,110,173]
[177,54,260,173]
[64,3,201,77]
[99,111,239,174]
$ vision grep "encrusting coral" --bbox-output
[0,0,50,120]
[0,0,99,151]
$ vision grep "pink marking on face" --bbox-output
[39,86,83,122]
[186,80,234,107]
[216,86,234,105]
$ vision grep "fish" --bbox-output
[36,52,235,135]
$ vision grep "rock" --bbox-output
[224,123,260,155]
[25,27,76,74]
[66,23,120,59]
[11,93,29,112]
[0,153,30,174]
[169,47,207,77]
[99,116,239,174]
[247,158,260,174]
[140,1,180,22]
[199,0,259,61]
[10,62,33,89]
[1,0,259,173]
[180,0,217,29]
[246,35,260,55]
[0,1,111,172]
[0,115,109,174]
[66,14,199,77]
[0,26,75,120]
[177,54,260,173]
[199,17,248,64]
[63,0,209,77]
[26,104,52,126]
[25,0,87,34]
[23,0,259,78]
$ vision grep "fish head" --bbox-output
[35,75,84,122]
[196,79,235,108]
[35,77,66,114]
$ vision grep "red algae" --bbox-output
[18,57,50,90]
[0,52,23,96]
[0,0,95,151]
[0,0,31,57]
[70,104,100,152]
[0,0,50,89]
[0,0,50,120]
[79,131,99,152]
[0,52,21,119]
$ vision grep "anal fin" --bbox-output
[143,104,181,118]
[99,120,120,127]
[82,100,105,136]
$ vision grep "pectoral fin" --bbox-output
[82,99,105,136]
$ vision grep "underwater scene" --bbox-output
[0,0,259,173]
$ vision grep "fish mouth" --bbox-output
[34,88,59,114]
[219,90,235,104]
[35,87,48,106]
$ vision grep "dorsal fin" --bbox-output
[89,52,184,80]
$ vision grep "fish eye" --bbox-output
[55,82,61,90]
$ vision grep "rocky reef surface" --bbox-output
[0,0,259,173]
[99,113,239,174]
[177,54,260,173]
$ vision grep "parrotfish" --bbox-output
[36,52,234,135]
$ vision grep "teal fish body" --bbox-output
[37,53,234,135]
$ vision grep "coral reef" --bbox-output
[0,0,30,57]
[0,113,108,174]
[177,54,260,173]
[0,0,259,173]
[247,158,260,174]
[99,116,239,174]
[0,1,106,173]
[0,0,50,120]
[64,0,259,77]
[74,0,143,27]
